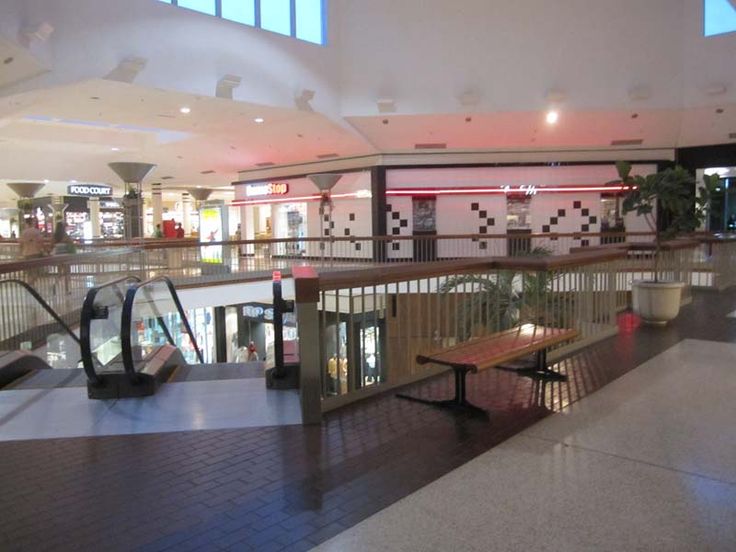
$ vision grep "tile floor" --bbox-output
[0,288,734,551]
[315,338,736,551]
[0,378,301,441]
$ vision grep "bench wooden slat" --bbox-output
[416,324,578,373]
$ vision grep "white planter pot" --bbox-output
[632,280,684,326]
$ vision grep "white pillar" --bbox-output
[182,192,192,236]
[89,197,101,238]
[152,182,163,230]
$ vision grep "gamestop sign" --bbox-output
[67,184,113,197]
[245,182,289,198]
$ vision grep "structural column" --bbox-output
[151,182,163,232]
[88,197,101,238]
[182,192,192,236]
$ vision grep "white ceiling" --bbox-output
[1,77,734,205]
[0,78,373,203]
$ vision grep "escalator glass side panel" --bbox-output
[0,279,81,369]
[80,276,141,382]
[121,277,203,379]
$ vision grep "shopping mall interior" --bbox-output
[1,1,736,551]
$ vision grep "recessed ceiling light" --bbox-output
[180,106,191,114]
[111,147,120,151]
[70,179,77,183]
[196,185,202,188]
[254,117,265,123]
[43,179,50,184]
[546,110,559,124]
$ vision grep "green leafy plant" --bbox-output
[439,247,563,340]
[615,161,716,282]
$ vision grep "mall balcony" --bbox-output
[1,0,736,549]
[1,225,736,549]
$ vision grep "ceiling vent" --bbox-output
[160,176,174,180]
[200,169,215,175]
[255,162,275,167]
[316,153,339,159]
[414,143,447,149]
[610,139,643,146]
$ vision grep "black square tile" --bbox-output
[400,219,408,228]
[392,228,400,235]
[386,204,392,212]
[471,202,479,211]
[323,229,330,237]
[323,215,329,222]
[479,210,487,218]
[550,217,558,225]
[574,200,582,209]
[581,224,590,232]
[479,241,487,250]
[392,212,400,220]
[355,243,361,251]
[581,239,590,247]
[542,225,550,233]
[582,208,589,216]
[589,216,597,224]
[349,213,355,221]
[392,242,400,250]
[329,221,335,228]
[558,209,566,217]
[487,218,495,226]
[479,226,487,234]
[344,229,350,236]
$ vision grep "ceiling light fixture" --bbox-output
[546,110,559,124]
[254,117,265,124]
[111,147,120,151]
[70,179,78,183]
[179,106,191,114]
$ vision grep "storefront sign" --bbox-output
[67,184,113,197]
[242,303,296,326]
[245,182,289,197]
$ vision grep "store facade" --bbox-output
[233,170,374,257]
[234,163,657,257]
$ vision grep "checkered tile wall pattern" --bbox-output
[386,204,410,250]
[324,212,363,250]
[470,202,496,250]
[540,199,598,247]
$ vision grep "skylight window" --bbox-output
[177,0,216,16]
[222,0,256,26]
[704,0,736,36]
[156,0,326,44]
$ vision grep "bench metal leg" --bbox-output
[396,368,488,417]
[496,349,567,381]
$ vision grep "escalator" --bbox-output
[1,276,202,399]
[85,275,203,399]
[0,279,83,388]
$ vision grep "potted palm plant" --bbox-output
[615,161,717,325]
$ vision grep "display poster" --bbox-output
[199,204,224,263]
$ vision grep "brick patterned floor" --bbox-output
[1,289,734,551]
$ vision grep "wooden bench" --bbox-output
[396,324,578,415]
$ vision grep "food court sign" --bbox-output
[245,182,289,198]
[67,184,113,197]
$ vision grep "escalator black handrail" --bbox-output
[0,278,81,347]
[120,275,203,384]
[80,275,141,385]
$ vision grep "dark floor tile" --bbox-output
[1,289,734,552]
